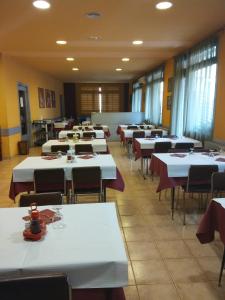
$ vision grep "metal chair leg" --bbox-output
[218,246,225,286]
[183,192,186,225]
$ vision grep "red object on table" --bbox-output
[23,220,46,241]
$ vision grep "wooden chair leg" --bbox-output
[183,192,186,225]
[218,246,225,286]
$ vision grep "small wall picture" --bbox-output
[167,96,172,110]
[51,90,56,108]
[38,87,45,108]
[45,89,51,108]
[168,77,174,93]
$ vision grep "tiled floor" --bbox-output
[0,141,225,299]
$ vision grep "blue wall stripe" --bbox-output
[1,127,21,136]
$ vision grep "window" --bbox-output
[131,82,142,112]
[171,38,217,140]
[145,67,164,125]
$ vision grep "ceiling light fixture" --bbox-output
[72,67,79,71]
[156,1,173,10]
[88,36,101,40]
[56,40,67,45]
[32,0,51,9]
[116,68,122,71]
[66,57,74,61]
[132,40,143,45]
[86,12,101,19]
[122,57,130,62]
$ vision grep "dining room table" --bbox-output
[116,124,155,135]
[58,130,105,139]
[149,152,225,218]
[9,154,125,200]
[120,128,168,144]
[73,125,111,137]
[0,203,128,299]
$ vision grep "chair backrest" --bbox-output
[51,145,70,153]
[139,125,144,129]
[93,126,103,130]
[19,192,63,207]
[187,165,218,190]
[133,131,145,139]
[168,148,189,153]
[127,125,138,129]
[0,273,70,300]
[34,168,65,194]
[151,130,163,137]
[72,166,101,191]
[154,142,172,153]
[175,142,194,150]
[83,131,96,138]
[67,133,74,139]
[211,172,225,194]
[75,144,93,154]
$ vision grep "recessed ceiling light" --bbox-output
[116,68,122,71]
[132,40,143,45]
[56,40,67,45]
[66,57,74,61]
[32,0,51,9]
[86,12,101,19]
[122,57,130,62]
[156,1,173,10]
[88,36,101,40]
[72,67,79,71]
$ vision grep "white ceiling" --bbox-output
[0,0,224,82]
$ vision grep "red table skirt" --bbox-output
[72,287,125,300]
[133,139,153,160]
[9,168,125,200]
[196,200,225,245]
[149,154,187,192]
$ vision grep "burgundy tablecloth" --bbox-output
[149,154,187,192]
[72,287,125,300]
[116,126,122,135]
[9,168,125,200]
[133,139,153,160]
[196,200,225,245]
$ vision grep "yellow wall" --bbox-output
[0,55,63,158]
[162,58,174,128]
[213,31,225,141]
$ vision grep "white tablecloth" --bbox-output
[153,152,225,177]
[73,125,109,132]
[59,130,105,139]
[213,198,225,209]
[136,137,202,149]
[13,155,117,182]
[54,122,68,129]
[123,128,167,138]
[119,124,154,130]
[0,203,128,288]
[42,139,107,153]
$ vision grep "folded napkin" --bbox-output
[170,154,186,158]
[42,156,58,160]
[78,155,94,159]
[216,157,225,162]
[23,209,60,224]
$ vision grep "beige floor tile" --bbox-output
[121,215,146,227]
[145,214,174,226]
[128,261,136,285]
[176,281,225,300]
[165,258,207,283]
[118,204,140,216]
[138,283,180,300]
[156,240,192,259]
[185,239,218,257]
[174,224,198,240]
[124,227,154,242]
[152,225,181,240]
[124,286,139,300]
[127,241,160,260]
[132,260,171,284]
[197,256,225,281]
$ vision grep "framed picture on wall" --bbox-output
[45,89,51,108]
[168,77,174,93]
[51,90,56,108]
[38,87,45,108]
[167,95,172,110]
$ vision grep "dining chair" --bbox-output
[211,172,225,197]
[0,273,71,300]
[93,126,103,130]
[175,142,194,150]
[154,142,172,153]
[67,133,74,139]
[19,192,63,207]
[150,130,163,137]
[127,125,138,129]
[182,165,218,225]
[168,148,189,153]
[74,144,93,154]
[34,168,66,195]
[71,166,103,203]
[51,144,70,153]
[83,131,96,138]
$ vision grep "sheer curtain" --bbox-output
[131,82,142,112]
[171,38,218,140]
[145,67,164,125]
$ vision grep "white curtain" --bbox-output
[145,67,164,125]
[171,38,217,140]
[131,82,142,112]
